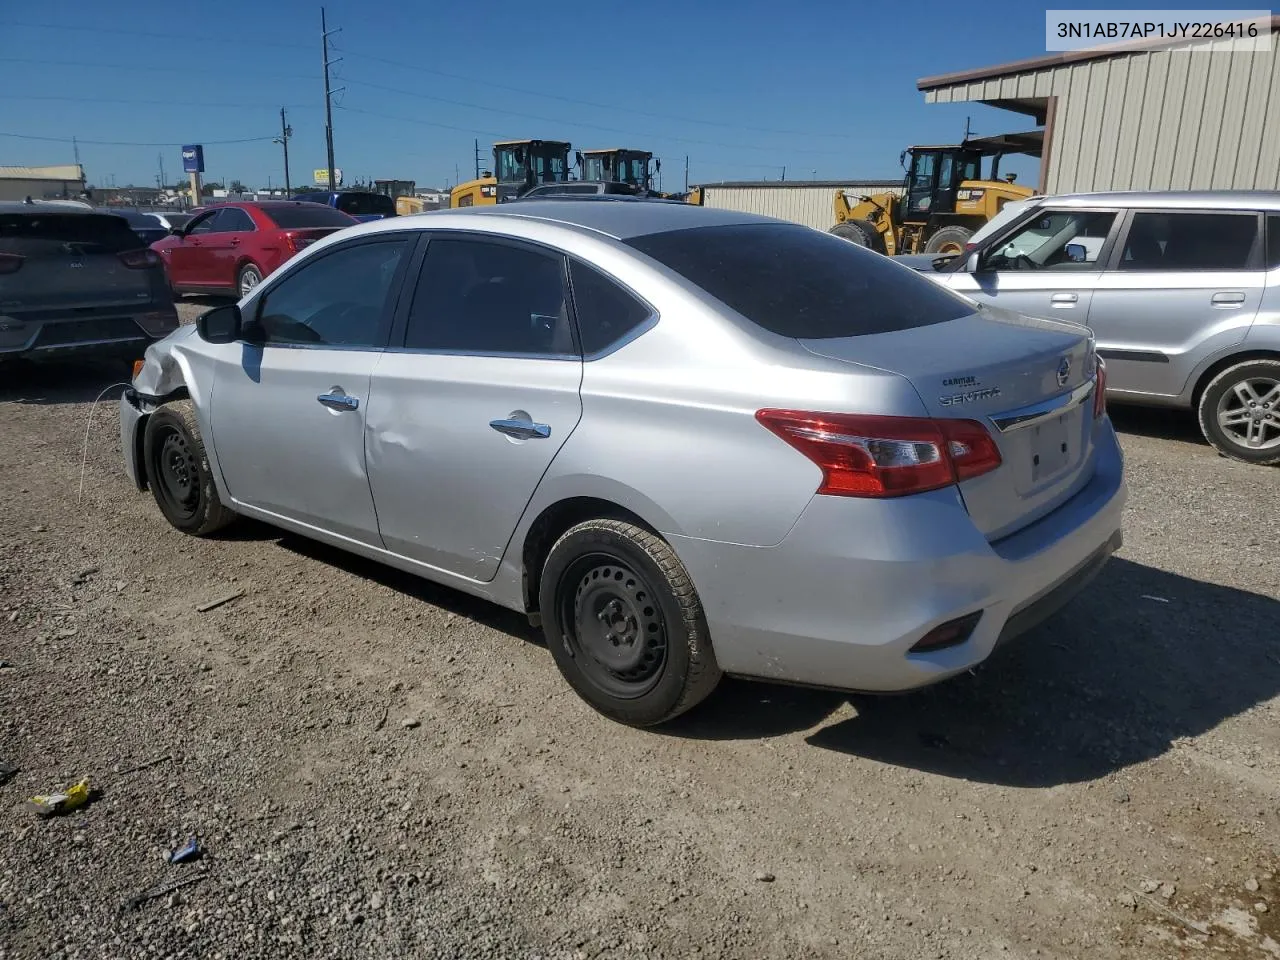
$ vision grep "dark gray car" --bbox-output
[0,202,179,362]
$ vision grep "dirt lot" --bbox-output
[2,313,1278,959]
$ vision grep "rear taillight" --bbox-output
[1093,356,1107,419]
[283,232,317,254]
[0,253,25,275]
[118,248,161,269]
[755,410,1002,498]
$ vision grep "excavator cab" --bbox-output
[901,147,983,221]
[577,149,659,191]
[452,139,572,208]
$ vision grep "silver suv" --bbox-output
[927,192,1280,465]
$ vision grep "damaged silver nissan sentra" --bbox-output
[121,199,1126,727]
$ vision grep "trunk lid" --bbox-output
[0,212,154,313]
[799,305,1098,541]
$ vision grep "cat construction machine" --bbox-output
[575,148,660,192]
[830,131,1042,255]
[450,139,573,207]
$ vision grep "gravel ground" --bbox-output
[2,311,1278,959]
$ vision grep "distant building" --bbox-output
[0,164,87,202]
[692,180,904,232]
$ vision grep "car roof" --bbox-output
[0,201,95,215]
[449,198,778,239]
[1036,190,1280,211]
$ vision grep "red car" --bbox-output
[151,201,359,298]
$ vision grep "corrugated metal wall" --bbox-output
[700,183,903,231]
[925,35,1280,192]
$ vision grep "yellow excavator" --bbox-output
[450,139,573,208]
[831,132,1041,255]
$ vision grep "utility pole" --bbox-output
[321,7,342,192]
[781,165,786,182]
[683,155,689,193]
[158,152,166,191]
[275,107,293,196]
[474,138,481,179]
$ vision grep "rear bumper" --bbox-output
[0,310,178,357]
[668,422,1127,693]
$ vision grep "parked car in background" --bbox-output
[121,202,1124,726]
[150,201,359,298]
[919,191,1280,465]
[292,190,397,222]
[148,212,193,232]
[101,208,169,247]
[0,201,178,362]
[518,181,646,199]
[893,198,1038,274]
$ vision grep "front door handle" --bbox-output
[1211,291,1246,307]
[1050,292,1078,305]
[317,392,359,411]
[490,417,551,440]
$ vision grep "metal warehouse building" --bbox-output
[918,15,1280,194]
[695,180,902,231]
[0,164,87,202]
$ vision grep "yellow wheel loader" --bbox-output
[450,139,573,208]
[576,148,660,191]
[831,132,1041,256]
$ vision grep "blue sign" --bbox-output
[181,144,205,174]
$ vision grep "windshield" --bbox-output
[583,156,605,181]
[334,193,396,216]
[531,150,568,183]
[496,147,528,184]
[627,223,972,339]
[622,157,648,185]
[262,204,358,229]
[0,212,142,255]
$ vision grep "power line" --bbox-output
[0,19,312,51]
[339,79,851,157]
[0,94,314,110]
[0,56,317,83]
[0,131,279,147]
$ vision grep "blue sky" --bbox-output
[0,1,1155,191]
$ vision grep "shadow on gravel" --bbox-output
[241,524,542,644]
[1107,403,1207,447]
[0,357,135,406]
[670,557,1280,787]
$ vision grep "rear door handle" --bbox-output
[228,238,241,247]
[490,418,551,439]
[317,392,359,411]
[1050,292,1078,305]
[1211,291,1246,306]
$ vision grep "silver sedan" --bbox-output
[120,200,1126,726]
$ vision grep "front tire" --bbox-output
[142,400,237,535]
[829,219,886,254]
[237,263,263,298]
[1197,359,1280,465]
[539,519,721,726]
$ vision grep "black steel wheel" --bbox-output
[560,553,668,700]
[539,519,721,726]
[142,400,236,535]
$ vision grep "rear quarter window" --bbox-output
[0,213,142,256]
[262,205,358,229]
[625,223,973,338]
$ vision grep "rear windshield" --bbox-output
[0,212,143,256]
[334,193,396,216]
[625,223,974,339]
[261,204,357,229]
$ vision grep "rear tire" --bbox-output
[237,263,263,298]
[924,225,974,254]
[1196,359,1280,465]
[539,519,721,726]
[829,219,886,254]
[143,400,237,535]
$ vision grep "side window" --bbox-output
[254,239,409,347]
[219,208,256,232]
[1119,212,1258,271]
[1269,215,1280,269]
[404,238,574,357]
[568,260,652,355]
[187,210,222,235]
[980,210,1116,271]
